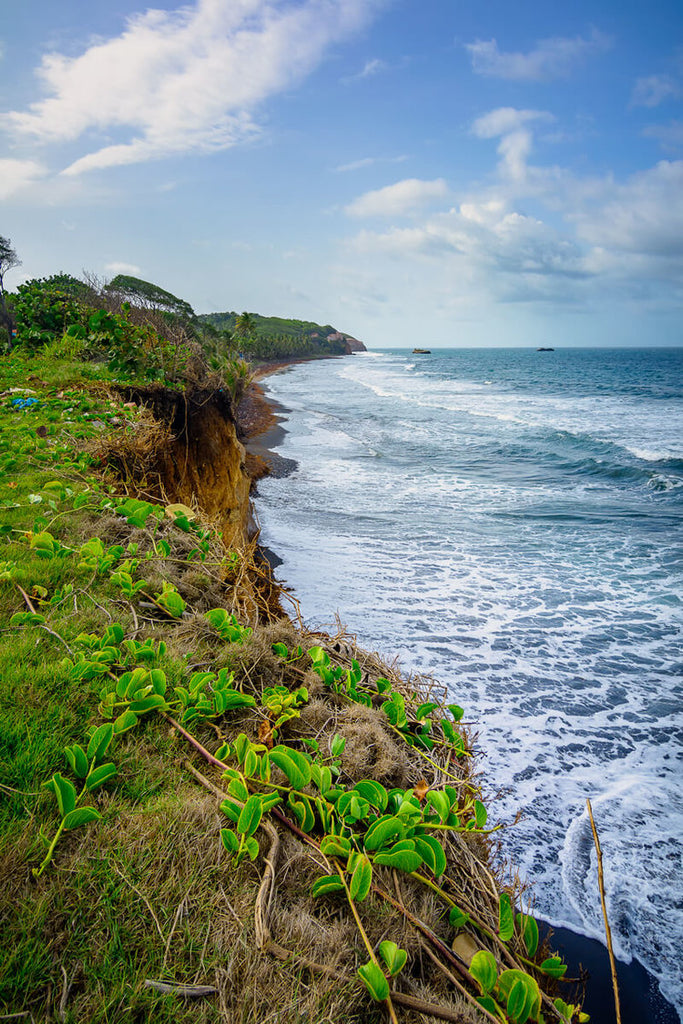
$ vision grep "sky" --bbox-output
[1,0,683,348]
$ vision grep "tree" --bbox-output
[235,311,256,339]
[0,236,21,343]
[104,274,195,320]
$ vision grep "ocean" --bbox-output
[252,347,683,1018]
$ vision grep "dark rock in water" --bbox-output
[537,347,555,351]
[412,348,431,354]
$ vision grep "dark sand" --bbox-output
[239,358,681,1024]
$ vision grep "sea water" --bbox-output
[253,347,683,1017]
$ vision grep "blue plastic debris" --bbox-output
[10,398,39,410]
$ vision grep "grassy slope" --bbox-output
[0,345,584,1024]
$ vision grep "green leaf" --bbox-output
[62,806,102,830]
[425,790,450,823]
[10,611,46,626]
[287,792,315,832]
[412,834,447,878]
[553,998,576,1022]
[219,798,241,823]
[416,702,439,720]
[243,748,258,778]
[382,692,407,729]
[363,815,405,852]
[155,585,186,618]
[336,792,371,824]
[220,828,239,853]
[46,773,76,817]
[474,799,488,829]
[352,780,388,811]
[244,836,259,861]
[469,949,498,995]
[506,978,535,1024]
[447,703,465,722]
[499,892,515,942]
[357,961,389,1002]
[113,709,138,735]
[372,846,423,873]
[497,970,541,1024]
[272,642,288,658]
[441,718,457,743]
[64,744,89,779]
[232,733,250,764]
[85,762,117,791]
[259,792,281,813]
[311,874,345,897]
[348,853,373,902]
[448,905,470,929]
[330,734,346,757]
[128,693,167,714]
[540,956,567,979]
[227,776,249,802]
[378,940,407,977]
[320,834,351,858]
[237,795,263,837]
[311,763,332,795]
[307,645,328,666]
[516,913,539,958]
[269,745,311,789]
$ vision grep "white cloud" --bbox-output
[104,261,143,276]
[345,178,449,217]
[466,30,611,82]
[334,154,408,172]
[573,160,683,260]
[2,0,384,174]
[631,74,681,108]
[472,108,550,139]
[643,120,683,150]
[340,109,683,326]
[472,108,553,183]
[0,158,47,198]
[355,57,388,78]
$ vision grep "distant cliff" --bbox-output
[198,311,366,358]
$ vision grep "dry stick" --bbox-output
[144,980,218,998]
[586,798,622,1024]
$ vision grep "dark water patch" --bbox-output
[543,925,680,1024]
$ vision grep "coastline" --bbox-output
[240,354,682,1024]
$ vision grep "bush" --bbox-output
[12,275,87,348]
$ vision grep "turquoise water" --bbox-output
[254,348,683,1016]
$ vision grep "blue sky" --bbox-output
[1,0,682,347]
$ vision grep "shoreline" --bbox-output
[238,353,681,1024]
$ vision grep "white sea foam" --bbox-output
[258,349,683,1017]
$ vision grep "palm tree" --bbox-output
[235,311,256,339]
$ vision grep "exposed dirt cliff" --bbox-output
[115,382,252,550]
